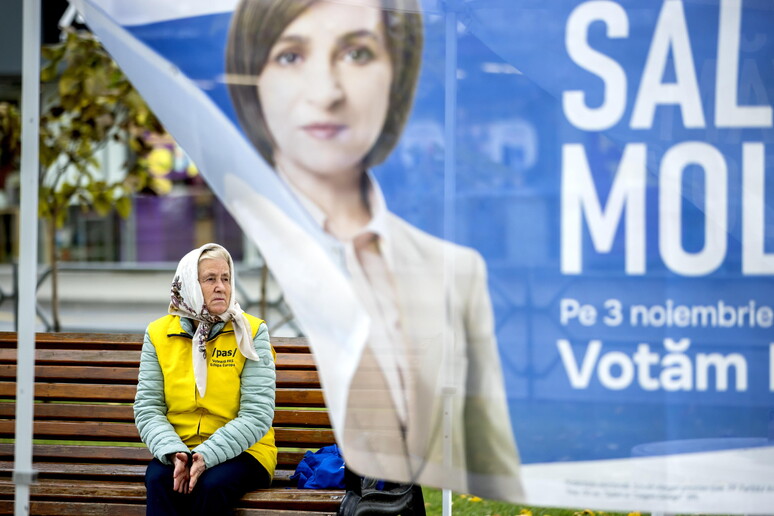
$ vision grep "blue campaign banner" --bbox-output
[71,0,774,512]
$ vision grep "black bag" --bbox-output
[337,467,426,516]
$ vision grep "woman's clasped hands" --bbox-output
[171,452,206,494]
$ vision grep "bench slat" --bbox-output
[0,466,299,492]
[0,420,333,446]
[236,510,337,516]
[0,462,296,483]
[0,479,341,513]
[0,501,145,516]
[0,348,314,369]
[0,504,336,516]
[0,444,308,471]
[0,444,150,462]
[274,408,330,426]
[241,489,344,509]
[0,478,145,500]
[0,364,319,386]
[0,332,143,349]
[269,336,310,352]
[0,420,139,441]
[0,404,330,426]
[0,332,309,349]
[0,403,134,422]
[0,501,338,516]
[0,460,145,478]
[276,353,317,369]
[0,476,333,495]
[275,370,320,386]
[0,348,140,365]
[277,388,325,407]
[0,383,136,402]
[275,428,335,447]
[0,364,138,382]
[0,384,325,406]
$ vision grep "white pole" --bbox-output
[442,6,458,516]
[14,0,41,514]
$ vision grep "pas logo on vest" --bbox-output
[211,346,237,367]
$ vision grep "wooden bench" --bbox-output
[0,332,344,515]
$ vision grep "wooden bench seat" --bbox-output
[0,332,344,515]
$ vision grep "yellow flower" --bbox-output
[468,496,483,502]
[627,513,642,516]
[147,148,173,177]
[150,177,172,195]
[519,509,533,516]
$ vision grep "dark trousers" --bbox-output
[145,452,271,516]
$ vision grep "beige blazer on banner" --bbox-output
[342,213,523,498]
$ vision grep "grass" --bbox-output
[421,488,646,516]
[421,489,736,516]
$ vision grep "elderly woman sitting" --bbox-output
[134,243,276,516]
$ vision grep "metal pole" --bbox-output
[442,5,457,516]
[14,0,41,513]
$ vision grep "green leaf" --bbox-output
[55,208,68,228]
[53,189,73,209]
[41,44,63,61]
[128,136,143,153]
[29,29,169,239]
[93,194,111,215]
[59,182,76,199]
[40,61,59,82]
[58,74,80,97]
[115,194,132,219]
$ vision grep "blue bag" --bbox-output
[290,444,346,489]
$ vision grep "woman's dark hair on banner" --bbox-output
[226,0,422,170]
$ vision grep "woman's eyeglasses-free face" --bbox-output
[256,0,393,183]
[198,258,232,316]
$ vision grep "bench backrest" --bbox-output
[0,332,333,477]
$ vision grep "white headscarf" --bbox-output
[168,243,261,397]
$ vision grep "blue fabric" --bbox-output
[290,444,345,489]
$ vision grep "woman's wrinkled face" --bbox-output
[198,258,231,316]
[257,0,392,179]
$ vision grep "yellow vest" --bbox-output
[147,314,277,476]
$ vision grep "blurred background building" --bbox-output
[0,0,299,335]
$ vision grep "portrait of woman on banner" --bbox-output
[225,0,521,498]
